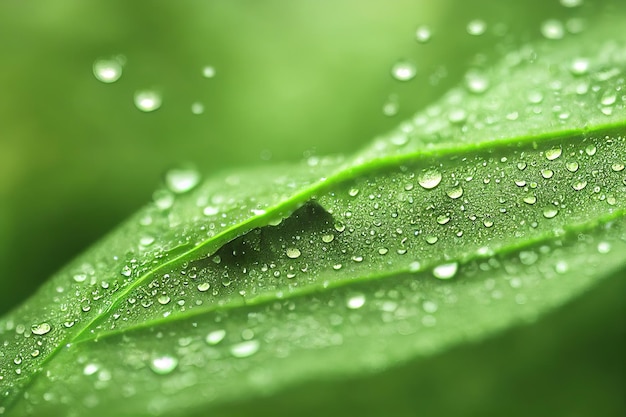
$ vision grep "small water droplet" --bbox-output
[446,186,464,199]
[437,215,451,225]
[230,340,260,358]
[465,71,489,94]
[120,265,132,277]
[560,0,583,7]
[433,262,458,280]
[153,189,175,210]
[611,163,624,172]
[321,234,335,243]
[422,300,438,313]
[517,162,528,170]
[351,255,364,263]
[523,195,537,205]
[150,355,178,375]
[206,329,226,345]
[584,144,597,156]
[346,293,366,309]
[157,295,171,305]
[31,323,51,336]
[203,206,219,216]
[348,188,359,197]
[572,180,587,191]
[73,273,87,283]
[597,241,611,254]
[165,167,200,194]
[527,91,544,104]
[418,170,442,189]
[191,102,205,115]
[134,90,162,112]
[286,248,301,259]
[425,235,438,245]
[541,19,565,39]
[542,206,559,219]
[202,66,216,78]
[482,219,494,228]
[600,90,617,106]
[197,282,210,292]
[545,147,562,161]
[541,169,554,179]
[566,161,579,172]
[415,25,432,43]
[555,261,569,274]
[93,58,123,83]
[466,19,487,36]
[382,95,399,117]
[391,61,416,81]
[409,261,421,272]
[569,57,589,75]
[83,363,99,376]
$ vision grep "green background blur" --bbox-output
[0,1,623,415]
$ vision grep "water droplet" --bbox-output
[437,215,451,225]
[348,188,359,197]
[597,241,611,254]
[555,261,569,274]
[351,255,364,262]
[31,323,51,336]
[391,61,416,81]
[73,273,87,283]
[409,261,421,272]
[378,247,389,255]
[523,195,537,205]
[153,189,175,210]
[165,167,200,194]
[466,19,487,36]
[425,235,438,245]
[197,282,210,292]
[566,161,579,172]
[600,90,617,106]
[465,71,489,94]
[541,169,554,179]
[203,206,219,216]
[418,170,442,189]
[446,186,464,199]
[541,19,565,39]
[134,90,162,112]
[120,265,132,277]
[206,329,226,345]
[546,147,562,160]
[93,58,123,83]
[483,219,494,228]
[230,340,260,358]
[415,25,432,43]
[157,295,171,305]
[542,206,559,219]
[83,363,99,376]
[202,66,216,78]
[321,234,335,243]
[584,144,597,156]
[150,355,178,375]
[382,95,399,117]
[611,163,624,172]
[422,300,438,313]
[346,293,366,309]
[527,91,544,104]
[191,102,205,115]
[560,0,583,7]
[572,180,587,191]
[286,248,301,259]
[433,262,458,280]
[569,58,589,75]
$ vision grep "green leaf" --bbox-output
[1,15,625,417]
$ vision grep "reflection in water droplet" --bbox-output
[346,293,366,309]
[391,61,417,81]
[165,167,200,194]
[31,323,51,335]
[466,19,487,36]
[150,355,178,375]
[230,340,260,358]
[134,90,162,112]
[93,58,123,83]
[206,329,226,345]
[415,26,432,43]
[541,19,565,39]
[418,170,442,189]
[433,262,458,279]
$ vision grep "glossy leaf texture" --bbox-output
[1,16,625,417]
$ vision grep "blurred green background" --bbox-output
[0,0,623,415]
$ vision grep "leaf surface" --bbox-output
[1,17,625,417]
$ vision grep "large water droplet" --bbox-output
[569,58,590,75]
[418,170,442,189]
[446,186,464,199]
[134,90,162,112]
[542,206,559,219]
[286,248,302,259]
[391,61,417,81]
[433,262,458,279]
[31,323,51,336]
[150,355,178,375]
[346,293,366,309]
[230,340,260,358]
[93,58,123,83]
[545,147,562,161]
[165,167,201,194]
[206,329,226,345]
